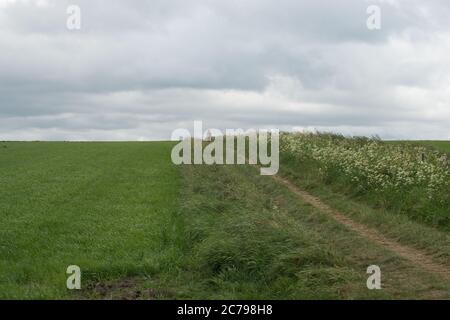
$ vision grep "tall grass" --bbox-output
[280,133,450,230]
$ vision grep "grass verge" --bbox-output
[135,164,450,299]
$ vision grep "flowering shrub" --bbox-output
[281,133,450,214]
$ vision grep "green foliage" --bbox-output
[176,165,370,299]
[281,133,450,230]
[1,141,449,299]
[0,142,182,299]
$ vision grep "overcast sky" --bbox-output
[1,0,449,140]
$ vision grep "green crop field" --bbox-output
[409,141,450,154]
[1,139,449,299]
[0,142,180,299]
[388,141,450,154]
[420,141,450,153]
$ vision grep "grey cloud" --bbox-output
[0,0,449,140]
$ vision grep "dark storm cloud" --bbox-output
[0,0,449,140]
